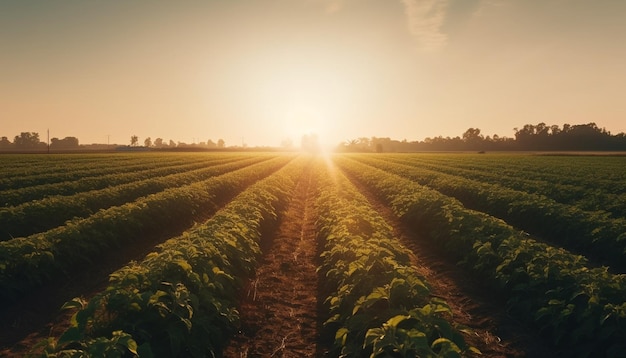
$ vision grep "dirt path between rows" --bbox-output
[223,165,322,357]
[343,169,557,357]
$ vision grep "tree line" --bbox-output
[129,136,226,149]
[0,132,227,152]
[3,122,626,152]
[337,122,626,152]
[0,132,56,151]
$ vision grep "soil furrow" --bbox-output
[223,164,320,357]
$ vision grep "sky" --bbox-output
[2,0,626,148]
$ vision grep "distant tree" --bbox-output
[346,139,358,147]
[0,136,12,150]
[514,124,536,148]
[130,135,139,147]
[462,128,484,150]
[50,137,79,150]
[154,138,164,147]
[217,139,225,148]
[462,128,483,142]
[536,122,549,135]
[144,137,152,147]
[562,123,571,133]
[169,139,176,147]
[206,139,217,148]
[370,137,396,152]
[14,132,43,150]
[338,139,363,152]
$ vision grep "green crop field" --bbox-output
[1,152,625,357]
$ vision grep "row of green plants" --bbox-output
[0,154,147,185]
[0,156,270,240]
[314,161,475,357]
[351,155,626,271]
[0,155,294,305]
[385,154,626,218]
[386,156,594,206]
[0,153,201,191]
[402,154,626,195]
[0,154,247,206]
[336,156,626,357]
[34,157,307,357]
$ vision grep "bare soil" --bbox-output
[223,165,323,357]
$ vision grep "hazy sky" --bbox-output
[2,0,626,147]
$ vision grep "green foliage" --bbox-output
[0,155,292,304]
[34,329,140,358]
[39,156,304,357]
[364,312,475,358]
[337,155,626,357]
[0,155,266,239]
[314,161,473,357]
[353,154,626,271]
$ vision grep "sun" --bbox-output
[280,105,336,153]
[231,43,360,150]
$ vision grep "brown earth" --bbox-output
[223,164,323,357]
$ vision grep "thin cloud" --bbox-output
[325,0,343,14]
[472,0,508,18]
[401,0,449,52]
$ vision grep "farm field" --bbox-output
[1,152,625,357]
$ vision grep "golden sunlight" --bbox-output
[281,105,331,145]
[230,42,361,149]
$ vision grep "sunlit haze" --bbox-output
[2,0,626,147]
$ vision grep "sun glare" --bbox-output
[282,105,333,152]
[234,45,357,151]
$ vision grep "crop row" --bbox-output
[385,154,626,217]
[382,155,599,208]
[350,155,626,271]
[0,156,271,240]
[314,161,474,357]
[405,154,626,195]
[336,156,626,357]
[0,153,207,191]
[0,155,294,304]
[36,156,307,357]
[0,154,142,182]
[0,154,247,207]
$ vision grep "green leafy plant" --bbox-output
[314,161,474,357]
[36,156,304,357]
